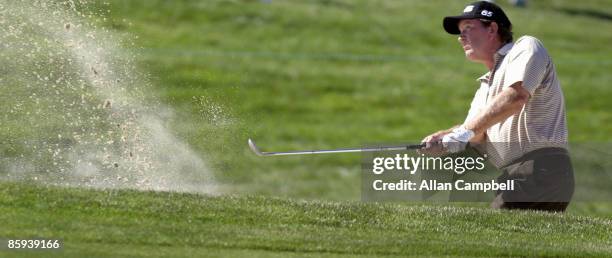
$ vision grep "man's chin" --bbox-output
[464,51,478,61]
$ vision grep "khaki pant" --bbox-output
[491,147,574,212]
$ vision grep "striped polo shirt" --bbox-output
[464,35,568,168]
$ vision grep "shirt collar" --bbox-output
[476,42,514,83]
[497,42,513,56]
[477,72,490,83]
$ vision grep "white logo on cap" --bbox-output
[463,5,474,13]
[481,10,493,17]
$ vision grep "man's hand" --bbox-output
[419,126,458,156]
[442,126,475,153]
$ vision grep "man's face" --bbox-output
[457,19,493,62]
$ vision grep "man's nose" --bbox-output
[458,31,468,42]
[458,35,465,44]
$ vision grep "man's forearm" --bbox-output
[463,82,530,136]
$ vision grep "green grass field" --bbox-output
[1,182,611,257]
[92,0,612,200]
[1,0,611,257]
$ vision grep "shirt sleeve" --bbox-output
[503,36,550,95]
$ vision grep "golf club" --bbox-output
[248,138,424,157]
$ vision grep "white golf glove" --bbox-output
[442,126,475,153]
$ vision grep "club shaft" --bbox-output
[259,145,424,156]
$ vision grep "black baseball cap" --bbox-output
[443,1,512,35]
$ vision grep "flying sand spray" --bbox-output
[0,0,217,194]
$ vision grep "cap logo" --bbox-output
[481,10,493,17]
[463,5,474,13]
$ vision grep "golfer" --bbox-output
[420,1,574,212]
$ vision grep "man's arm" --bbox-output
[421,81,529,154]
[439,81,529,153]
[463,81,530,137]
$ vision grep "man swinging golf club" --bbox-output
[420,1,574,212]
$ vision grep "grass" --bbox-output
[2,0,610,199]
[1,0,611,256]
[1,182,611,257]
[93,0,612,199]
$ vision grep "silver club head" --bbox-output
[248,138,265,156]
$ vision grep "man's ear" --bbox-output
[489,22,499,38]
